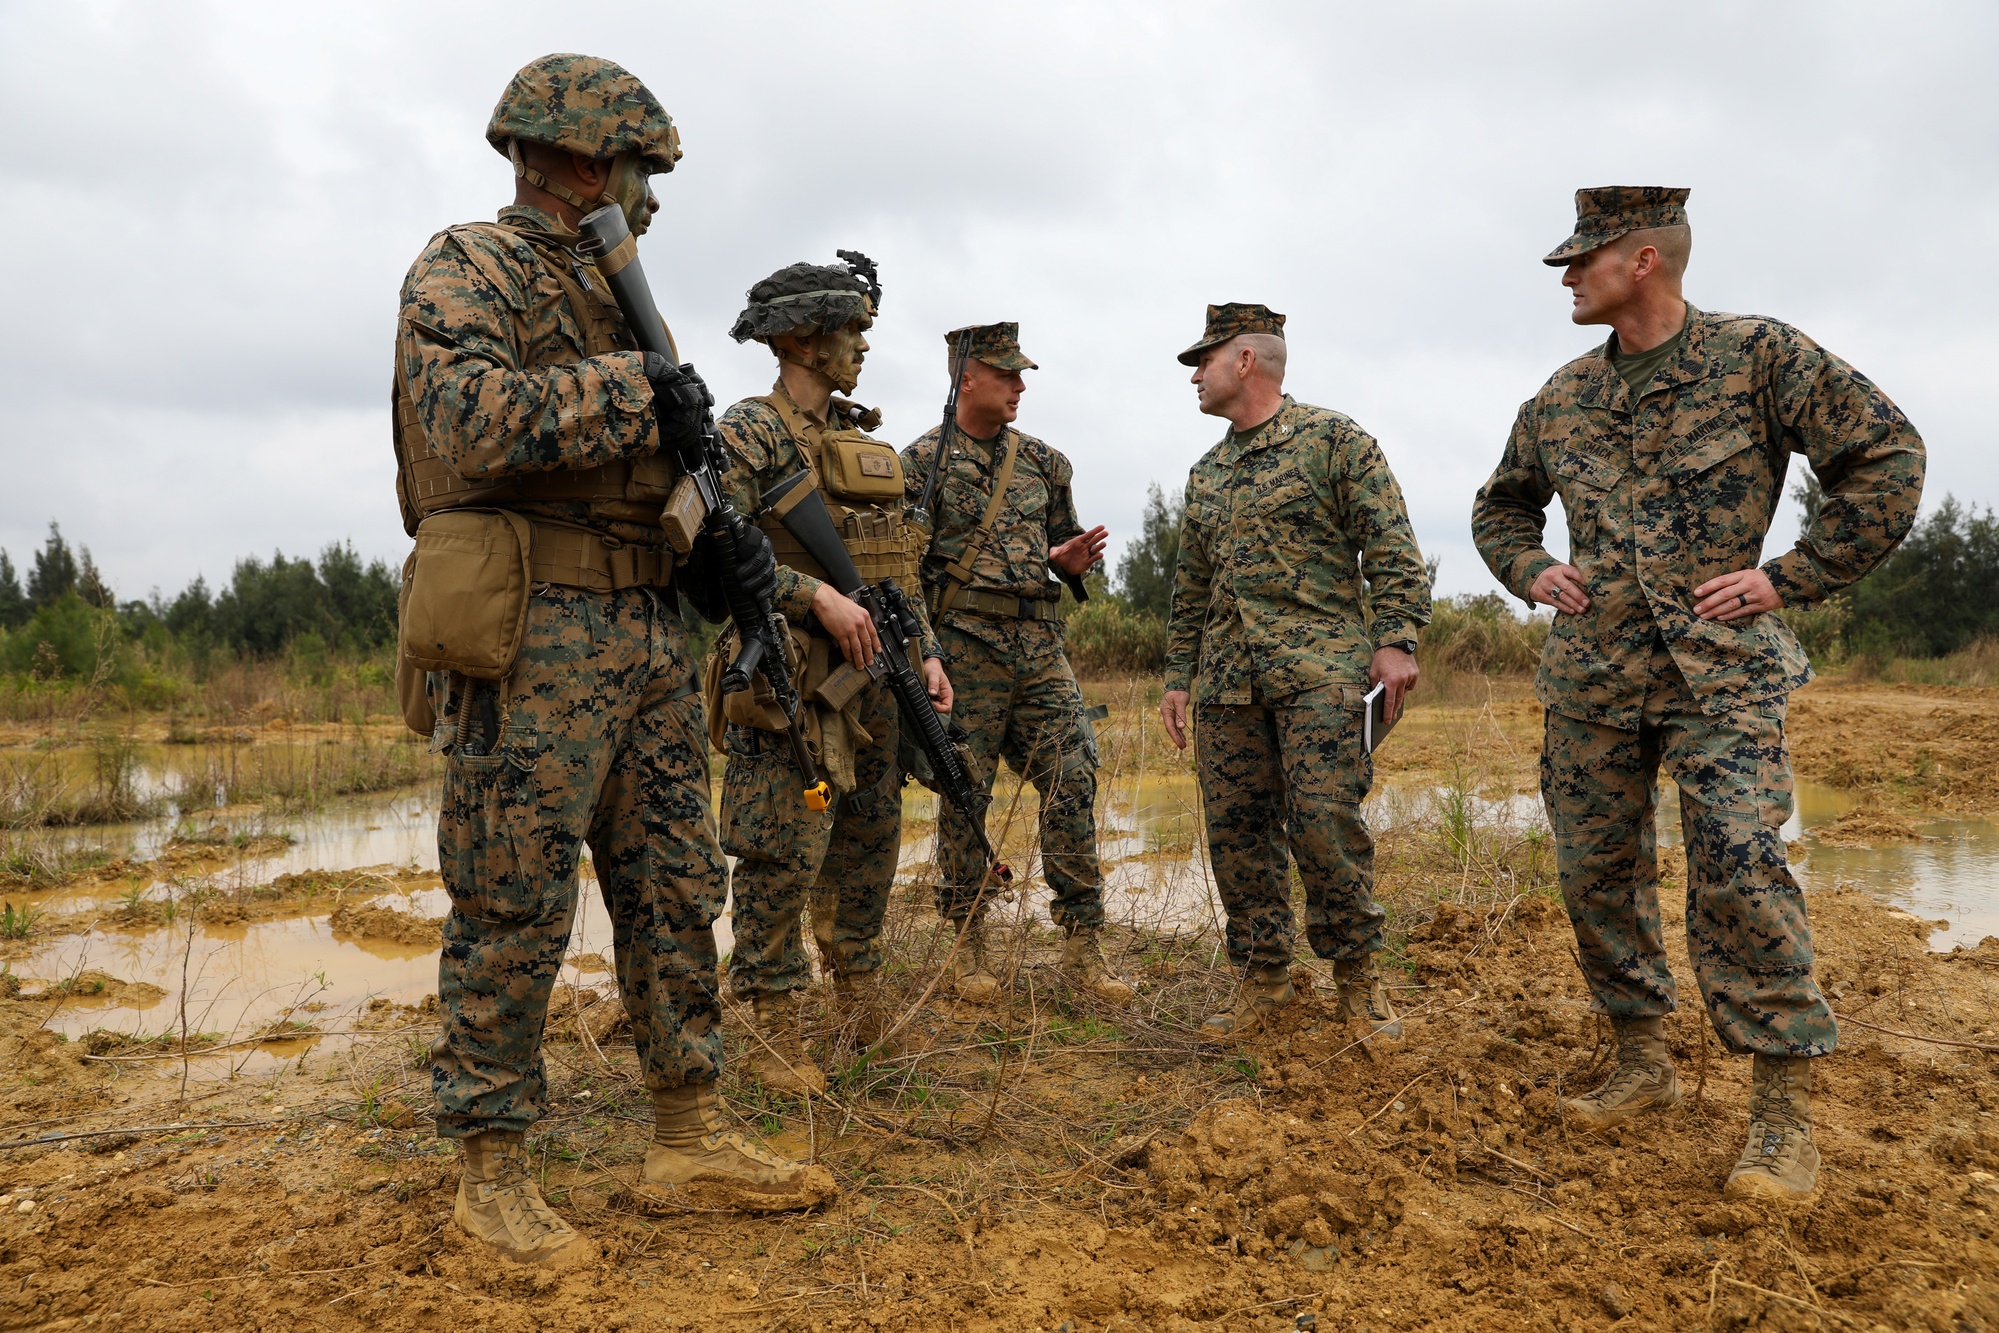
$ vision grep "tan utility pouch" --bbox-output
[400,509,534,679]
[703,622,809,738]
[821,429,905,504]
[394,547,436,736]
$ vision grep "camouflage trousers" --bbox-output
[1195,684,1384,971]
[933,624,1103,928]
[1542,655,1836,1057]
[429,586,728,1138]
[721,681,901,999]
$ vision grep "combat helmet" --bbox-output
[487,53,683,188]
[729,251,882,344]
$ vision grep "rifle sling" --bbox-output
[935,431,1021,619]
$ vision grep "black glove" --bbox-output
[642,354,713,449]
[729,516,781,608]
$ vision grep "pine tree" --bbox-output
[27,522,77,607]
[1114,482,1183,620]
[0,552,27,628]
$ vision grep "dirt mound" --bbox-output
[16,970,166,1009]
[329,901,443,948]
[1812,804,1927,847]
[1790,683,1999,812]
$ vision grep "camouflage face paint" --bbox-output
[611,154,657,237]
[815,323,868,395]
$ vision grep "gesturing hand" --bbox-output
[1051,526,1109,577]
[1694,568,1782,622]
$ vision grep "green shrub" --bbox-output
[1066,600,1169,675]
[1418,593,1547,676]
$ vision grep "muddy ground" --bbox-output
[0,677,1995,1331]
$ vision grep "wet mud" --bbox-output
[0,677,1994,1330]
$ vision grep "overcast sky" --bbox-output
[1,1,1992,605]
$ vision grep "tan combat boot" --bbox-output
[1563,1016,1681,1131]
[1061,926,1135,1007]
[453,1129,598,1268]
[1724,1054,1820,1204]
[1333,954,1404,1047]
[949,917,1002,1005]
[746,992,826,1096]
[1201,964,1297,1038]
[832,968,893,1051]
[644,1081,822,1202]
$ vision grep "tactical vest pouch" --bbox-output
[400,509,533,679]
[394,547,436,736]
[821,430,906,503]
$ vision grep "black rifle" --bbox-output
[762,469,1013,887]
[576,204,829,812]
[910,328,973,536]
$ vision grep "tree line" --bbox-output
[0,522,398,679]
[3,476,1992,684]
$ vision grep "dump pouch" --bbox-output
[394,547,436,736]
[399,509,534,679]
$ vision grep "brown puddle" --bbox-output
[7,752,1995,1081]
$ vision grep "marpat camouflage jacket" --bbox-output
[396,204,662,543]
[1471,305,1925,728]
[1165,396,1431,704]
[901,425,1084,656]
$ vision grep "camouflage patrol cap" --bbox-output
[729,254,880,343]
[1543,187,1690,265]
[946,323,1037,372]
[486,54,682,175]
[1177,303,1285,366]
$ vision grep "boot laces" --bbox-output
[1592,1036,1661,1101]
[480,1147,566,1244]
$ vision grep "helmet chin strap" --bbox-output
[509,139,612,214]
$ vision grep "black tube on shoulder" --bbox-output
[763,471,865,596]
[576,206,674,362]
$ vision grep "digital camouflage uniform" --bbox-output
[1472,190,1926,1057]
[1166,305,1431,972]
[396,59,726,1139]
[715,368,939,999]
[900,324,1103,928]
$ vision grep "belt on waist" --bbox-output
[950,588,1062,622]
[528,522,673,592]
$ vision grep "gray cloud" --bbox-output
[1,1,1991,603]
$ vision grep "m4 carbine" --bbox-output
[761,469,1013,888]
[575,204,829,812]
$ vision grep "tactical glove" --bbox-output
[642,354,714,449]
[727,516,781,609]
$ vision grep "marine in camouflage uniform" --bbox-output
[1162,304,1431,1041]
[900,324,1133,1006]
[712,255,944,1091]
[397,54,817,1264]
[1471,187,1925,1202]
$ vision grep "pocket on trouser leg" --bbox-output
[438,700,548,924]
[1754,701,1795,830]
